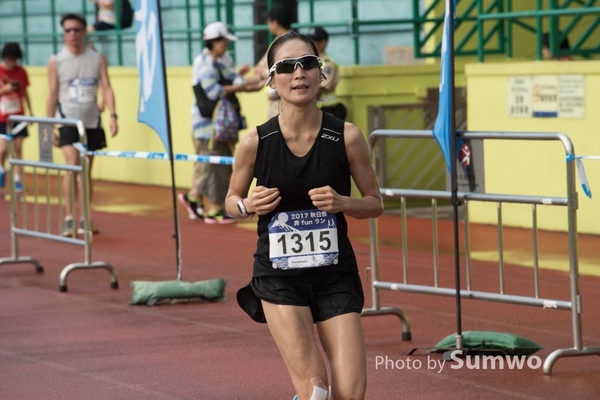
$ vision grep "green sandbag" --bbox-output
[130,278,227,305]
[431,330,542,356]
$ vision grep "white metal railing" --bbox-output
[362,129,600,374]
[0,115,118,292]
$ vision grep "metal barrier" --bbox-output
[363,129,600,374]
[0,115,118,292]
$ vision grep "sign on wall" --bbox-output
[38,123,54,163]
[507,75,585,119]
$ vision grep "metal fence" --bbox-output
[0,115,118,292]
[361,128,600,374]
[367,89,467,193]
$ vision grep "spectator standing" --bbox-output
[178,21,262,224]
[253,4,293,119]
[0,42,32,196]
[46,13,118,236]
[306,26,347,120]
[541,32,572,61]
[88,0,133,32]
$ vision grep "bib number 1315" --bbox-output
[276,230,332,255]
[268,210,339,270]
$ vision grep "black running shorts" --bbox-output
[0,122,28,138]
[237,270,365,323]
[58,126,106,151]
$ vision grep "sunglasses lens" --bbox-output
[275,56,320,74]
[301,56,320,70]
[275,61,296,74]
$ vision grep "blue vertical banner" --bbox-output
[135,0,170,154]
[432,0,457,173]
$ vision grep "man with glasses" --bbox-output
[46,13,118,237]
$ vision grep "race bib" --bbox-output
[68,78,98,104]
[268,210,339,270]
[0,95,21,114]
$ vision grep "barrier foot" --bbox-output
[0,256,44,273]
[543,346,600,375]
[361,306,412,341]
[59,261,118,293]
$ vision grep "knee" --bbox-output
[63,171,81,183]
[330,382,366,400]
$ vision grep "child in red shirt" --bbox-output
[0,42,32,194]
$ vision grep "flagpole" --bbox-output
[155,0,182,279]
[447,0,463,351]
[131,0,229,305]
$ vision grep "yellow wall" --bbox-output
[24,59,598,235]
[23,63,463,192]
[24,66,268,190]
[466,61,600,235]
[337,62,465,134]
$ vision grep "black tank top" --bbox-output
[252,111,358,277]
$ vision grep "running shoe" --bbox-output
[62,217,75,237]
[77,218,100,235]
[204,209,236,225]
[178,192,203,220]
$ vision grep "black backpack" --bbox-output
[120,0,133,29]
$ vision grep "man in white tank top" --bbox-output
[46,13,118,237]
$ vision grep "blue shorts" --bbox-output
[0,122,29,138]
[237,270,364,323]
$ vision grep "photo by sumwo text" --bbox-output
[375,352,543,373]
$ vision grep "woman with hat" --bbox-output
[178,21,263,224]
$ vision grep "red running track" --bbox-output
[1,181,600,399]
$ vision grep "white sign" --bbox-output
[507,76,532,118]
[531,75,558,117]
[38,123,54,163]
[557,75,585,118]
[507,75,585,119]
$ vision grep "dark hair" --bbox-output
[60,13,87,29]
[306,26,329,42]
[267,31,319,70]
[265,4,293,30]
[204,38,225,51]
[2,42,23,60]
[542,32,570,50]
